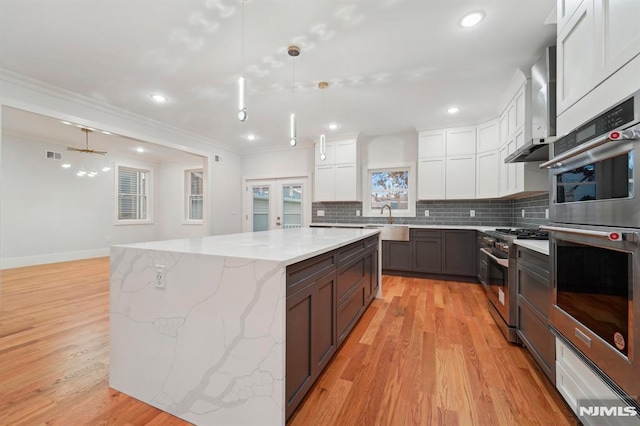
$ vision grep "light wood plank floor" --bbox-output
[0,258,577,425]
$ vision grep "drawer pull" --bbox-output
[574,328,592,347]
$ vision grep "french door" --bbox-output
[244,177,310,232]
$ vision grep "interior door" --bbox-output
[245,178,309,231]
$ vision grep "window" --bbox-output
[117,165,151,222]
[363,164,416,217]
[186,169,204,221]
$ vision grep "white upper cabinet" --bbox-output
[314,141,335,164]
[557,0,640,115]
[557,0,595,113]
[499,147,509,196]
[558,0,586,32]
[418,130,446,158]
[594,0,640,83]
[515,90,527,130]
[499,112,508,144]
[476,150,500,199]
[418,157,445,200]
[445,126,476,156]
[334,139,357,164]
[477,120,500,152]
[446,155,476,199]
[313,138,360,202]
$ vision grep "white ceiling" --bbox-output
[0,0,556,153]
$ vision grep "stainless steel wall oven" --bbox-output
[542,88,640,404]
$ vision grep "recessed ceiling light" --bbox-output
[247,134,256,141]
[151,94,168,103]
[61,121,73,126]
[328,123,339,130]
[61,163,71,168]
[136,147,145,153]
[447,107,460,114]
[459,11,485,28]
[101,131,112,135]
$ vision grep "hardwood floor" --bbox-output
[0,258,577,425]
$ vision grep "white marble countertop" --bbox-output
[514,239,549,256]
[113,227,380,266]
[310,222,497,232]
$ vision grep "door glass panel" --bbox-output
[252,186,270,232]
[282,184,302,229]
[556,240,631,355]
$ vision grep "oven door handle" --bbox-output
[539,125,640,169]
[540,225,640,242]
[480,248,509,268]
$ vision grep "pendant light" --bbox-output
[288,45,300,147]
[237,0,248,122]
[318,81,329,160]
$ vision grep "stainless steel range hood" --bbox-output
[505,45,556,163]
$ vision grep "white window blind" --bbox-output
[187,169,204,221]
[118,166,148,220]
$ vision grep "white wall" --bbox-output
[156,159,208,241]
[0,133,167,267]
[359,132,418,168]
[242,145,314,179]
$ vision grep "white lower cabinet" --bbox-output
[418,157,445,200]
[476,150,499,198]
[445,155,476,199]
[314,164,359,202]
[556,338,633,425]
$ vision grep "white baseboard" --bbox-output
[0,248,110,270]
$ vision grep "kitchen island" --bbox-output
[109,227,380,425]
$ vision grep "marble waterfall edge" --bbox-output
[109,246,287,425]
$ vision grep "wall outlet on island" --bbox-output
[317,210,325,217]
[155,266,166,289]
[470,210,475,217]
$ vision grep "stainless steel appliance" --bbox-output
[543,88,640,405]
[542,88,640,227]
[505,45,556,163]
[479,228,549,342]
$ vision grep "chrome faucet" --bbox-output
[380,204,394,224]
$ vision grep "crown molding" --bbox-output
[0,68,242,155]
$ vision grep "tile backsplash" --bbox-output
[312,193,550,228]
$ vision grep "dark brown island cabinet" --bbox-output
[515,245,555,384]
[383,229,476,280]
[284,235,379,419]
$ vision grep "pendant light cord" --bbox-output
[241,0,245,70]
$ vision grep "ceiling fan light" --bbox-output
[102,165,112,172]
[88,171,97,177]
[77,170,87,177]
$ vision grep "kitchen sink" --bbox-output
[364,224,409,241]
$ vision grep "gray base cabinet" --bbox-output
[383,229,476,279]
[515,245,555,384]
[382,241,412,271]
[285,235,378,419]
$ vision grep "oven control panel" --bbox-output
[554,94,637,156]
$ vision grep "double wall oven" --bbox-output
[541,88,640,403]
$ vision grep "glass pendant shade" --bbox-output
[320,134,326,160]
[289,113,297,146]
[238,76,247,122]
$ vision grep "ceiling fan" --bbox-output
[67,128,107,155]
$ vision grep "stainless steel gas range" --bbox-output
[479,228,549,342]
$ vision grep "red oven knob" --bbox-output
[610,131,621,140]
[609,232,621,241]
